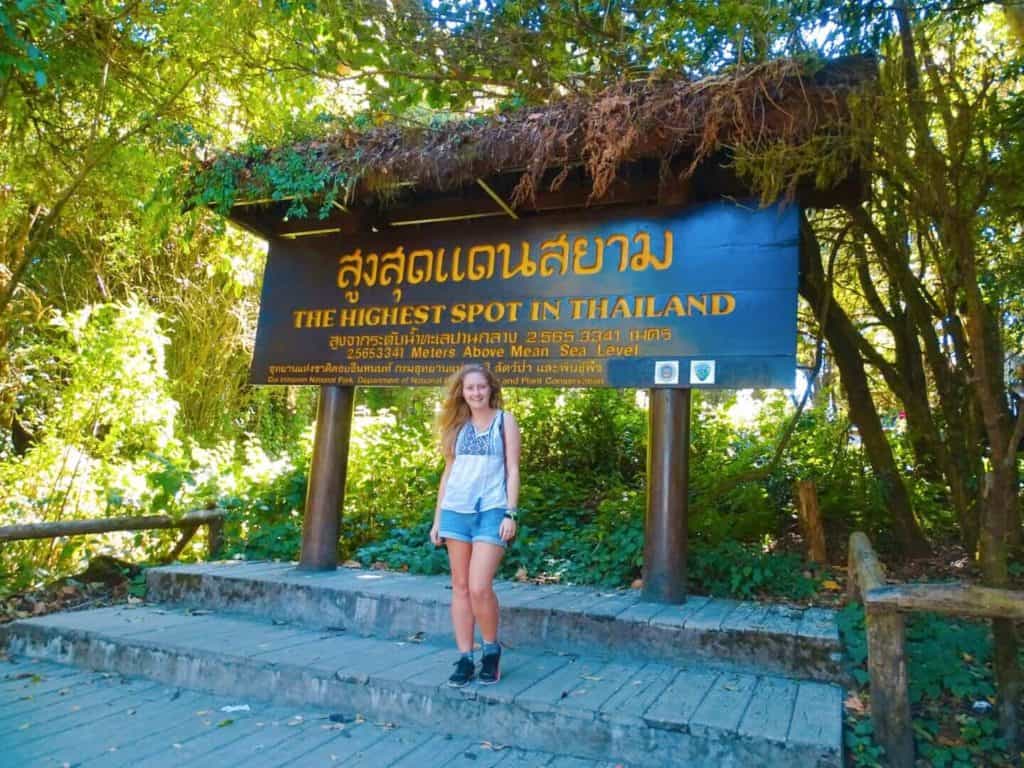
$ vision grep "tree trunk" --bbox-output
[953,220,1021,746]
[981,468,1022,747]
[801,219,931,556]
[848,207,982,549]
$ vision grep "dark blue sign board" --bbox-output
[251,200,799,388]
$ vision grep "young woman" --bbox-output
[430,364,520,686]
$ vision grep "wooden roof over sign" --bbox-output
[194,56,875,241]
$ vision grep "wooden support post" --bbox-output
[643,388,689,604]
[852,529,1024,759]
[300,385,355,571]
[866,606,915,768]
[795,480,827,563]
[207,517,224,560]
[163,524,200,564]
[992,618,1021,748]
[849,532,915,767]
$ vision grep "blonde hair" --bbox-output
[437,364,503,459]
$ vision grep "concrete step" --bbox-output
[1,604,844,767]
[1,655,618,767]
[145,561,843,683]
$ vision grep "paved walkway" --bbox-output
[3,602,842,767]
[2,655,621,768]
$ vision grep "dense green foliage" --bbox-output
[2,0,1020,576]
[839,604,1018,766]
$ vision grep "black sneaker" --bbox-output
[448,656,475,687]
[479,647,501,685]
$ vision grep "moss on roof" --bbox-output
[192,55,875,217]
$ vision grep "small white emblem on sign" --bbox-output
[654,360,679,385]
[689,360,716,385]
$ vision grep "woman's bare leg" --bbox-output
[446,539,475,652]
[468,542,505,643]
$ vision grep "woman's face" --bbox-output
[461,372,491,411]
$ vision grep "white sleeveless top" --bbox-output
[440,411,507,514]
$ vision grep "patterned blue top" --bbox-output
[440,411,507,513]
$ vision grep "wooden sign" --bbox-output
[251,200,799,388]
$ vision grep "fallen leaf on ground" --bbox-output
[845,692,866,714]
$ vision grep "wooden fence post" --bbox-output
[866,607,914,767]
[849,532,914,767]
[207,517,224,560]
[795,480,827,563]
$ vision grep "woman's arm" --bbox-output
[503,413,521,510]
[500,413,522,541]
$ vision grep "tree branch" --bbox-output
[1007,402,1024,469]
[0,67,202,318]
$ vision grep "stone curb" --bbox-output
[145,563,845,684]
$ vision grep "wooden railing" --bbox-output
[0,508,227,563]
[848,531,1024,766]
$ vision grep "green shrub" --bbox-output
[689,540,820,600]
[355,520,448,574]
[838,604,1016,767]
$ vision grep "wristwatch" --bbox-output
[503,508,518,521]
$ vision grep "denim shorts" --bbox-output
[439,506,507,549]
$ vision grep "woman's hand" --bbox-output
[499,516,517,542]
[429,521,442,547]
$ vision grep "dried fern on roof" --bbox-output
[191,56,874,215]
